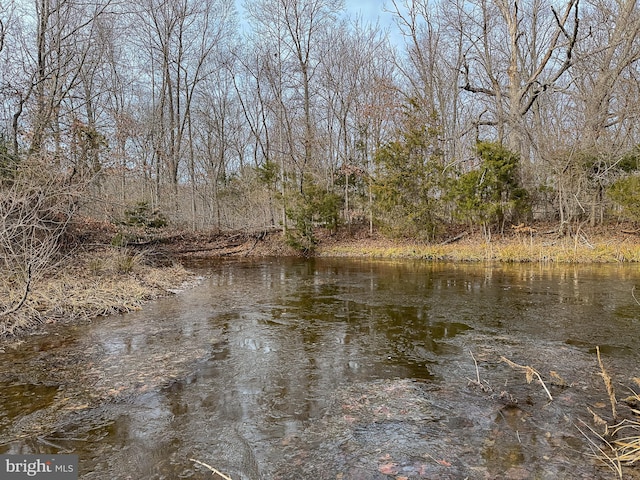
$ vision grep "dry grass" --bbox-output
[597,346,618,421]
[317,228,640,263]
[579,349,640,478]
[0,247,195,337]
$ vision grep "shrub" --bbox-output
[285,181,342,253]
[372,100,445,241]
[123,201,167,228]
[608,175,640,221]
[447,141,530,237]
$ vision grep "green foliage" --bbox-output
[608,175,640,221]
[447,141,530,232]
[123,201,167,228]
[285,181,342,253]
[617,147,640,173]
[256,159,279,187]
[372,100,445,240]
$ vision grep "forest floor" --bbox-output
[2,218,640,339]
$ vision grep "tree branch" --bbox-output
[0,264,31,317]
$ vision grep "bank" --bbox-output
[2,220,640,339]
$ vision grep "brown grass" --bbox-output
[316,227,640,263]
[0,247,195,337]
[597,346,618,421]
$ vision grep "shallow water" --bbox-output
[1,258,639,479]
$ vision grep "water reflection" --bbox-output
[0,259,639,479]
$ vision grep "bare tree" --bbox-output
[454,0,578,157]
[574,0,640,152]
[244,0,344,192]
[134,0,234,214]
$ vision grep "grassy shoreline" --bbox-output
[0,247,196,339]
[317,235,640,263]
[305,221,640,263]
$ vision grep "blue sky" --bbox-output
[234,0,402,44]
[235,0,394,27]
[344,0,388,23]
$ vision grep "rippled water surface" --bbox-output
[1,258,640,479]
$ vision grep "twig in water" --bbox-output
[500,356,553,401]
[190,458,233,480]
[36,436,72,453]
[470,350,481,384]
[467,350,492,392]
[632,286,640,307]
[597,346,618,421]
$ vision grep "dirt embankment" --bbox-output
[157,221,640,263]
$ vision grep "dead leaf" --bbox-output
[378,463,398,475]
[343,415,357,424]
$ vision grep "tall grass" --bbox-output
[320,236,640,263]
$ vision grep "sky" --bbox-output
[234,0,403,46]
[344,0,388,24]
[235,0,395,29]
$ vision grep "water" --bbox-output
[1,258,639,479]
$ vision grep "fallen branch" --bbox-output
[190,458,233,480]
[440,232,468,245]
[500,356,553,401]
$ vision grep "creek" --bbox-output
[1,258,640,479]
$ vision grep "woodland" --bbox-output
[2,0,640,303]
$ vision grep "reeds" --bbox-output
[579,347,640,478]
